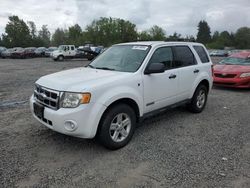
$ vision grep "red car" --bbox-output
[213,51,250,88]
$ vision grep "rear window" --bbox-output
[193,45,209,63]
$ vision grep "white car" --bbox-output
[30,41,213,149]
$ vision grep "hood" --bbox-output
[214,64,250,73]
[36,67,130,92]
[52,49,63,54]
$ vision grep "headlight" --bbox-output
[61,92,91,108]
[240,73,250,78]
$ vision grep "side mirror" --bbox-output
[144,63,165,74]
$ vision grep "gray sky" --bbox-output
[0,0,250,37]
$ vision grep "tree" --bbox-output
[38,25,51,46]
[234,27,250,49]
[148,25,166,40]
[51,28,68,46]
[4,15,32,47]
[27,21,37,39]
[212,31,220,42]
[218,31,232,47]
[167,32,182,41]
[196,20,211,44]
[68,24,83,46]
[138,31,152,41]
[85,17,137,46]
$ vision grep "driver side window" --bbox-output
[148,47,173,70]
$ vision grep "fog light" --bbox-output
[64,120,78,132]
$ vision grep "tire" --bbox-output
[97,104,136,150]
[58,55,64,61]
[187,84,208,113]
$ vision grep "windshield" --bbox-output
[219,57,250,65]
[89,45,150,72]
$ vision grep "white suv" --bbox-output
[30,41,213,149]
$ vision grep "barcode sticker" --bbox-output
[132,46,148,50]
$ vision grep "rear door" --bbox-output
[69,46,76,57]
[143,46,180,113]
[172,45,200,100]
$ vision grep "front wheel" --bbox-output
[97,104,136,150]
[187,84,208,113]
[58,55,64,61]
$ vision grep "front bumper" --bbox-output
[30,95,106,138]
[213,76,250,88]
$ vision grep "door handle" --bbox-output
[169,74,177,79]
[193,69,200,73]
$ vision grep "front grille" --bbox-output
[34,84,60,110]
[37,116,53,126]
[214,73,237,78]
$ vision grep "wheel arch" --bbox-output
[95,97,140,137]
[199,79,210,93]
[190,78,210,99]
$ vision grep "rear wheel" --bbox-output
[187,84,208,113]
[97,104,136,150]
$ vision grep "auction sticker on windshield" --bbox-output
[132,46,148,50]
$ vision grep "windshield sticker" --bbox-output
[132,46,148,50]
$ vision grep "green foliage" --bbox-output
[196,20,211,44]
[167,32,182,41]
[148,25,166,40]
[85,17,138,46]
[234,27,250,49]
[138,31,152,41]
[51,28,68,46]
[1,16,250,49]
[3,16,32,47]
[68,24,83,46]
[38,25,51,47]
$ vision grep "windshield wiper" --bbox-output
[86,64,96,68]
[95,67,116,71]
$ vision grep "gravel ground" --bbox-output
[0,57,249,188]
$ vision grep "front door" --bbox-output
[143,46,179,113]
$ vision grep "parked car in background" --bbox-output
[75,49,87,59]
[35,47,47,57]
[1,48,14,58]
[45,47,57,57]
[0,47,7,57]
[210,50,228,57]
[11,47,26,58]
[78,46,103,60]
[213,51,250,88]
[24,47,36,58]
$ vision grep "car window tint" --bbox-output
[193,45,209,63]
[148,47,173,70]
[173,46,196,67]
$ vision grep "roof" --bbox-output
[230,51,250,58]
[116,41,204,47]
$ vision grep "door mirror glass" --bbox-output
[144,63,165,74]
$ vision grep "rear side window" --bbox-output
[193,45,209,63]
[173,46,196,68]
[71,46,74,50]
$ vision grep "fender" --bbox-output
[87,85,143,137]
[189,71,212,99]
[96,85,143,116]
